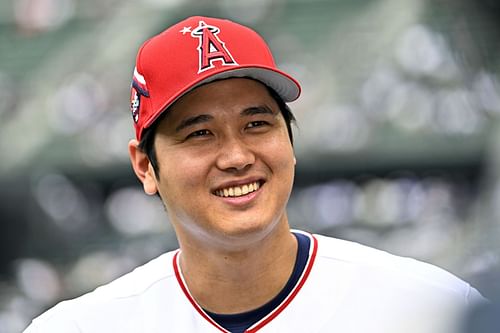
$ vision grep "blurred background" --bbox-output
[0,0,499,331]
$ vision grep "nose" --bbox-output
[215,136,255,172]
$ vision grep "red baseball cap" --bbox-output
[130,16,301,140]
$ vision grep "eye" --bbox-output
[246,121,269,129]
[186,129,211,139]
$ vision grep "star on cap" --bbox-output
[180,26,192,35]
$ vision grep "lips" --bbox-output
[214,181,262,198]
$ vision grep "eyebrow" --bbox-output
[175,114,213,133]
[174,106,276,133]
[240,105,276,117]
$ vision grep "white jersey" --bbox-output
[23,231,483,333]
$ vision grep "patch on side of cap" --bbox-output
[180,20,238,74]
[130,67,150,124]
[130,87,141,123]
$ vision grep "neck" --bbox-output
[177,222,298,314]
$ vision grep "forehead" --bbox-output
[167,78,276,118]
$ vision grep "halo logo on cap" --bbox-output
[188,20,238,73]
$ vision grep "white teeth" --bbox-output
[234,187,242,196]
[215,182,261,198]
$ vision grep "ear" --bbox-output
[128,139,158,195]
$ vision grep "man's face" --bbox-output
[150,78,296,249]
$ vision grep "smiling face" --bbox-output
[138,78,296,250]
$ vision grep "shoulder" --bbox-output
[90,250,177,298]
[23,250,178,332]
[311,233,483,304]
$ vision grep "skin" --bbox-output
[128,78,298,314]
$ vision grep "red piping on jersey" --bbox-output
[246,232,318,332]
[173,233,318,332]
[173,251,229,332]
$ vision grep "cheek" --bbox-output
[157,152,209,200]
[265,133,295,171]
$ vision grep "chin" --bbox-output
[213,216,282,246]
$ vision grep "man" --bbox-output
[24,16,484,333]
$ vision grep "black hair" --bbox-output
[138,82,296,176]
